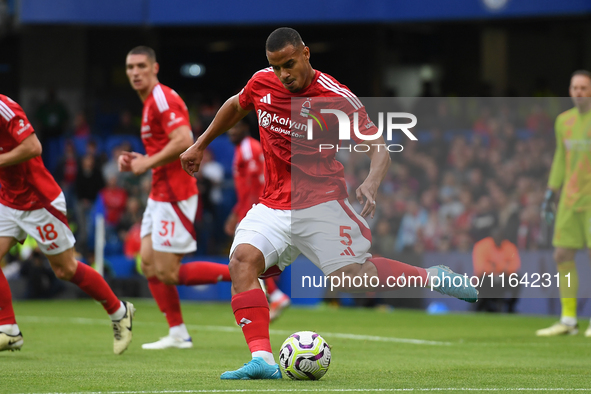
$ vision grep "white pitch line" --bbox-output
[16,388,591,394]
[16,316,451,346]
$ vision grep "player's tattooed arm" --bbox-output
[356,135,391,218]
[181,94,250,175]
[0,133,42,168]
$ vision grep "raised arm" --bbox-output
[129,125,194,175]
[0,133,42,168]
[180,94,250,175]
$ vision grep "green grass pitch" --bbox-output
[2,299,591,393]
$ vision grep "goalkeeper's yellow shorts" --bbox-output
[553,206,591,249]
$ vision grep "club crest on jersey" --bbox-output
[300,98,312,117]
[258,110,272,128]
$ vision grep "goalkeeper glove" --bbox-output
[540,189,557,225]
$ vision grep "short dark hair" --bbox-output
[128,46,157,63]
[265,27,304,52]
[572,70,591,80]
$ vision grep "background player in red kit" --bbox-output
[121,46,231,350]
[225,121,290,322]
[181,28,477,379]
[0,95,134,354]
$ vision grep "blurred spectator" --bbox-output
[421,129,448,168]
[102,144,126,183]
[372,219,397,258]
[438,192,463,222]
[72,112,91,137]
[117,197,143,236]
[75,154,105,252]
[76,154,105,203]
[114,110,137,135]
[422,210,443,251]
[473,227,521,312]
[470,195,498,242]
[100,175,128,227]
[20,249,65,299]
[396,200,428,252]
[439,171,459,202]
[195,149,225,253]
[124,223,142,262]
[34,89,69,140]
[468,168,486,200]
[54,140,79,204]
[517,204,543,250]
[491,188,520,244]
[526,103,553,134]
[473,107,493,136]
[198,149,225,209]
[391,164,419,196]
[454,189,475,232]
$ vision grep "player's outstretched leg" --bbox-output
[0,268,23,352]
[369,258,478,303]
[265,277,290,322]
[47,250,134,354]
[428,265,479,303]
[178,261,231,285]
[586,319,591,337]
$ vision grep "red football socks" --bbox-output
[370,257,429,288]
[69,261,120,314]
[232,289,271,353]
[0,269,16,325]
[264,277,278,295]
[178,262,231,286]
[147,276,183,327]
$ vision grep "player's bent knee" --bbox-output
[51,262,77,281]
[229,250,264,280]
[46,249,78,281]
[554,248,576,263]
[154,268,178,285]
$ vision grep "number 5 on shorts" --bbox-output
[340,225,352,246]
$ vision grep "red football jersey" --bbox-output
[233,136,265,222]
[141,84,197,202]
[0,95,62,210]
[238,68,377,209]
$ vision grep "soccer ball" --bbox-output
[278,331,331,380]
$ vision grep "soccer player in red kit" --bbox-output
[0,95,134,354]
[121,46,231,350]
[225,121,290,321]
[181,28,478,379]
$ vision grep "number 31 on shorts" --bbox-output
[159,220,175,237]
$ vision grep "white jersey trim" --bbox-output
[253,67,274,76]
[0,100,16,122]
[318,74,363,110]
[240,138,253,161]
[153,84,170,113]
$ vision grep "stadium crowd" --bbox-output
[9,93,567,264]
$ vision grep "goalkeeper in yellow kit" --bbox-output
[537,70,591,337]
